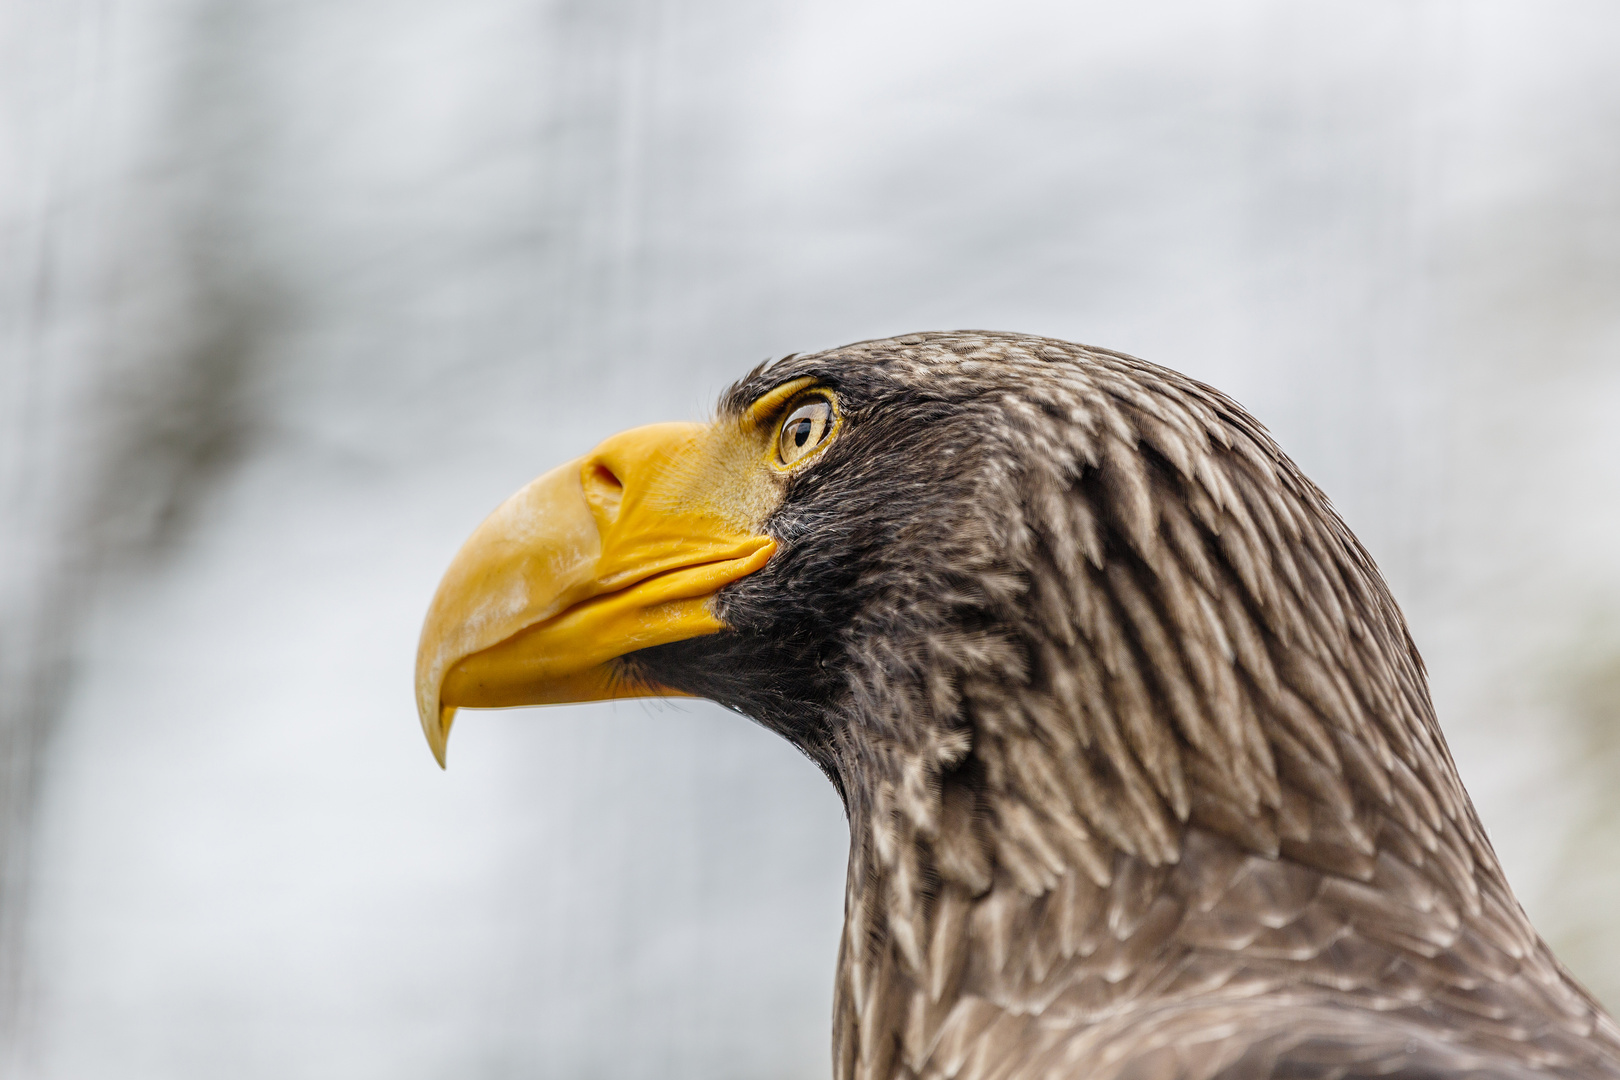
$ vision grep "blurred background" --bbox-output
[3,0,1619,1077]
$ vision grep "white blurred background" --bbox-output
[3,1,1619,1077]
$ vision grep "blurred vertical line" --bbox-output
[1,0,269,1067]
[1394,0,1464,622]
[0,0,117,1066]
[538,0,661,387]
[604,0,667,364]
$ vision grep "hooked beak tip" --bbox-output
[418,694,452,769]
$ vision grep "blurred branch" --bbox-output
[1,0,271,1064]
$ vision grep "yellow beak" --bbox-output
[414,421,777,766]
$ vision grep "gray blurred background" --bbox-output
[3,1,1619,1077]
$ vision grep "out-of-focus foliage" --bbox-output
[2,1,1619,1078]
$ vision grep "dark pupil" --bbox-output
[793,419,813,447]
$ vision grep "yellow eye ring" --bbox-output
[775,394,838,468]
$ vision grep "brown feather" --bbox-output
[684,332,1620,1080]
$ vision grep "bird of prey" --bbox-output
[415,331,1620,1080]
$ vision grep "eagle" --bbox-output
[415,331,1620,1080]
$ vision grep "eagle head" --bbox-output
[415,332,1620,1080]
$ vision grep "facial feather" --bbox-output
[619,331,1620,1080]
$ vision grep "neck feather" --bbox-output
[825,675,1615,1080]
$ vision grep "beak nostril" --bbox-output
[583,462,625,523]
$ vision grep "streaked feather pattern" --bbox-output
[635,332,1620,1080]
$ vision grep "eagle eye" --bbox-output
[776,397,835,467]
